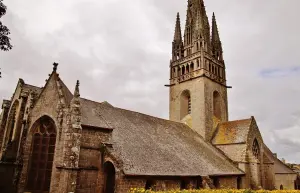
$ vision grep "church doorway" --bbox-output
[103,161,116,193]
[26,116,57,193]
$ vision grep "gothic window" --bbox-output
[196,42,199,51]
[186,65,189,73]
[213,91,221,119]
[180,90,191,119]
[197,60,200,68]
[26,116,56,193]
[280,185,283,190]
[252,139,260,159]
[178,67,181,77]
[182,66,185,75]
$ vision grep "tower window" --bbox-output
[213,91,221,119]
[188,96,191,114]
[180,90,191,119]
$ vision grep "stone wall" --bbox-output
[218,176,238,189]
[275,173,297,190]
[263,163,275,190]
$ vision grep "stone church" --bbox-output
[0,0,298,192]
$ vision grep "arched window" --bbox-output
[237,176,242,189]
[145,180,154,190]
[213,177,220,189]
[252,139,260,159]
[104,162,116,193]
[186,65,190,73]
[178,67,181,77]
[180,180,187,190]
[26,116,56,192]
[180,90,191,119]
[197,60,200,68]
[213,91,222,119]
[2,100,20,162]
[173,68,176,78]
[182,67,185,75]
[196,42,199,51]
[4,100,20,144]
[196,177,203,189]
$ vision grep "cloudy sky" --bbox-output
[1,0,300,163]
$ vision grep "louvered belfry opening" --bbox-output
[26,116,56,193]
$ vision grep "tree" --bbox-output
[0,0,12,78]
[0,0,12,51]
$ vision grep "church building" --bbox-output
[0,0,298,192]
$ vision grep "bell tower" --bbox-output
[168,0,229,141]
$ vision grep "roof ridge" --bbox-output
[115,107,185,125]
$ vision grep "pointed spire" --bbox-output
[173,12,182,43]
[183,0,211,47]
[212,12,220,43]
[74,80,80,98]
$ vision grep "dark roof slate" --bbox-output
[23,84,42,95]
[81,101,243,176]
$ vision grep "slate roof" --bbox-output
[80,100,244,176]
[264,145,295,174]
[19,77,244,177]
[212,119,252,145]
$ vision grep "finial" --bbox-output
[53,62,59,72]
[74,80,80,98]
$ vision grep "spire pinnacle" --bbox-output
[74,80,80,98]
[212,12,220,42]
[211,13,223,60]
[173,12,182,43]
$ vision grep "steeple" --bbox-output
[168,0,228,141]
[211,13,223,61]
[172,13,183,61]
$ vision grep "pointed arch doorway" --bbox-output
[103,161,116,193]
[26,116,57,193]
